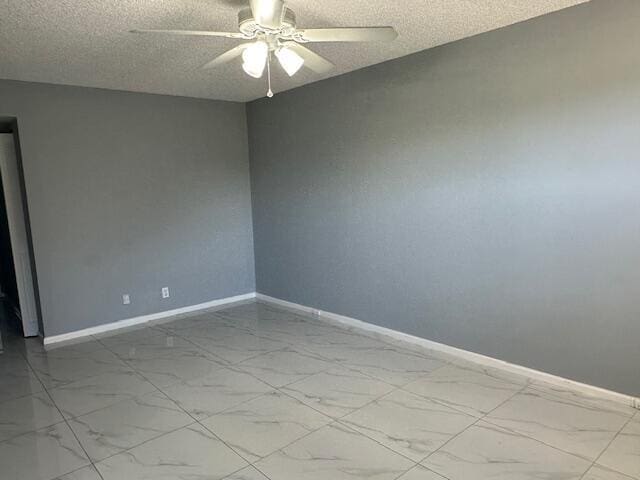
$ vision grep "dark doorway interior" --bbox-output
[0,172,21,334]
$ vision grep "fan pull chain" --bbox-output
[266,51,274,98]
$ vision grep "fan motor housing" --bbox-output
[238,7,296,35]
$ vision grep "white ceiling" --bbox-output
[1,0,588,102]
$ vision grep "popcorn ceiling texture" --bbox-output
[0,0,587,102]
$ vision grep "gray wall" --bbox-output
[247,0,640,395]
[0,80,255,336]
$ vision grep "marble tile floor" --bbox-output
[0,300,638,480]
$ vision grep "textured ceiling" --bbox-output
[1,0,588,102]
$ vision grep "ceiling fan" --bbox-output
[131,0,397,97]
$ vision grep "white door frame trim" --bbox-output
[0,133,39,337]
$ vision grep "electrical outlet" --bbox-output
[122,294,130,305]
[161,287,170,299]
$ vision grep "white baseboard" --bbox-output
[256,293,640,411]
[44,292,257,346]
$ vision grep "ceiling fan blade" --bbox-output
[298,27,397,43]
[130,29,246,39]
[282,42,334,74]
[202,44,249,69]
[249,0,284,29]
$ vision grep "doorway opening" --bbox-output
[0,171,22,334]
[0,118,41,341]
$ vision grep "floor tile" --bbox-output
[341,389,476,461]
[157,311,233,332]
[450,359,531,386]
[218,302,307,325]
[28,340,107,359]
[529,380,638,418]
[106,335,207,360]
[300,327,387,350]
[404,364,522,417]
[92,326,167,348]
[305,328,384,348]
[281,367,395,418]
[55,465,103,480]
[255,422,414,480]
[2,301,634,480]
[0,390,63,441]
[68,391,193,461]
[597,419,640,478]
[48,369,157,418]
[186,331,288,363]
[219,304,337,343]
[583,465,638,480]
[233,321,335,346]
[299,332,389,362]
[124,347,228,388]
[0,350,32,371]
[202,390,331,462]
[238,348,333,388]
[95,423,247,480]
[0,361,44,402]
[0,334,30,356]
[224,466,270,480]
[170,322,253,340]
[0,422,90,480]
[422,421,591,480]
[486,387,630,460]
[397,466,449,480]
[161,366,273,420]
[28,348,129,388]
[337,345,445,386]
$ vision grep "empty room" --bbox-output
[0,0,638,479]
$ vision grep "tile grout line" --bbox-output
[163,304,462,395]
[25,348,135,397]
[248,301,639,475]
[418,380,528,466]
[2,338,109,480]
[0,348,57,445]
[168,331,431,475]
[30,337,134,480]
[1,309,405,479]
[39,385,107,480]
[6,302,635,480]
[3,307,515,479]
[328,381,524,475]
[475,385,637,468]
[266,384,459,480]
[416,379,627,478]
[577,414,637,480]
[525,382,639,417]
[97,338,281,479]
[164,314,351,376]
[84,338,212,470]
[173,306,634,450]
[238,381,442,475]
[245,417,417,478]
[479,412,631,467]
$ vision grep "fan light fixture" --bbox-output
[242,41,269,78]
[275,46,304,76]
[130,0,397,97]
